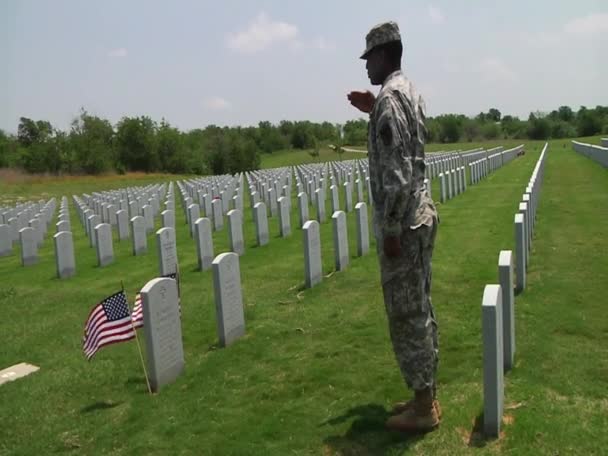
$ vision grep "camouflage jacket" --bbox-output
[368,70,435,237]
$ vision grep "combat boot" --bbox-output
[385,388,440,433]
[391,398,442,419]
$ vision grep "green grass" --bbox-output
[0,137,606,455]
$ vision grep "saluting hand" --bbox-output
[347,91,375,114]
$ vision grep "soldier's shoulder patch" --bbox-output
[379,123,393,147]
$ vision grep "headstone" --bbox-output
[344,182,353,212]
[514,213,526,293]
[212,252,246,347]
[128,201,138,220]
[297,192,309,228]
[95,223,114,267]
[330,185,340,213]
[142,204,154,234]
[116,209,129,240]
[131,216,147,256]
[161,209,175,229]
[302,220,322,288]
[56,220,70,233]
[268,188,277,217]
[277,196,291,237]
[332,211,349,271]
[315,188,326,223]
[195,218,214,271]
[227,209,245,256]
[482,284,504,438]
[498,250,515,371]
[212,198,223,231]
[28,218,42,248]
[157,227,178,276]
[355,202,369,256]
[141,277,184,393]
[253,202,269,247]
[0,224,12,257]
[54,231,75,278]
[0,363,40,386]
[188,203,200,238]
[8,217,19,243]
[108,204,118,226]
[19,227,38,266]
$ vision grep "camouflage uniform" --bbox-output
[368,69,439,393]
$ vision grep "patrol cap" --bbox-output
[360,21,402,59]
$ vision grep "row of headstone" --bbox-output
[0,197,57,263]
[54,197,76,279]
[482,143,548,438]
[438,167,466,203]
[302,204,370,288]
[571,140,608,168]
[514,143,547,293]
[140,250,245,392]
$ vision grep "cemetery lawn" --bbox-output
[1,138,607,455]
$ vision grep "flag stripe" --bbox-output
[85,329,136,359]
[83,317,134,354]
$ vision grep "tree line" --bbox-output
[0,105,606,175]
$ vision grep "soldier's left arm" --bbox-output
[376,97,413,237]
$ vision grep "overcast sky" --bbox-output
[1,0,607,132]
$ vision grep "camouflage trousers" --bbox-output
[376,220,439,394]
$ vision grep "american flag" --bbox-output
[131,293,144,329]
[130,271,180,330]
[83,291,135,360]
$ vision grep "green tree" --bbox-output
[527,113,551,140]
[69,110,115,174]
[487,108,501,122]
[115,116,159,172]
[157,120,188,173]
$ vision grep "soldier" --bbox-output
[347,21,440,432]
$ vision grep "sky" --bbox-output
[1,0,607,133]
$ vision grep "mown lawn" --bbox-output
[0,137,606,455]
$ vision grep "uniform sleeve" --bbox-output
[375,97,412,237]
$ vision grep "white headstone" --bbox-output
[302,220,322,288]
[253,202,269,247]
[297,192,309,228]
[131,216,147,256]
[212,198,223,231]
[141,277,184,393]
[0,224,12,257]
[212,252,246,347]
[95,223,114,267]
[315,188,326,223]
[19,227,38,266]
[195,217,214,271]
[482,284,504,438]
[157,227,178,276]
[332,211,349,271]
[142,204,154,234]
[116,209,129,240]
[56,220,70,234]
[355,202,369,256]
[227,209,245,256]
[498,250,515,371]
[330,184,340,213]
[188,203,200,238]
[54,231,75,278]
[277,196,291,238]
[344,182,353,212]
[161,209,175,229]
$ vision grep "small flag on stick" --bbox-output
[83,290,135,360]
